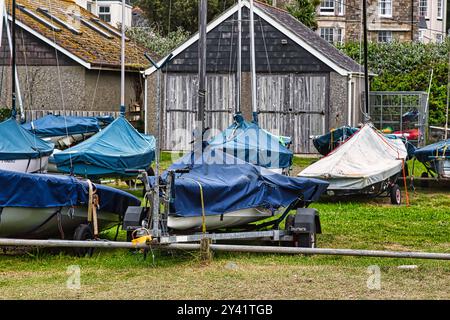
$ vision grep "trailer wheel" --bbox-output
[390,184,401,205]
[295,232,316,248]
[73,224,94,257]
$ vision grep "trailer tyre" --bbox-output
[73,224,94,257]
[390,184,401,205]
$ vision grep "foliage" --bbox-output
[136,0,236,36]
[0,108,11,122]
[337,41,450,126]
[285,0,321,30]
[126,26,190,56]
[136,0,320,35]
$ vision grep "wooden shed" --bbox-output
[144,0,365,154]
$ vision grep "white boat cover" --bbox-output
[298,125,408,190]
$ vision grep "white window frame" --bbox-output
[98,5,111,23]
[436,33,443,43]
[378,31,393,43]
[320,27,344,45]
[419,0,428,18]
[418,30,425,43]
[437,0,443,20]
[337,0,345,16]
[378,0,392,18]
[319,0,335,16]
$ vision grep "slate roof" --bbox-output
[6,0,150,70]
[146,0,364,76]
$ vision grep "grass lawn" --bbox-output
[0,154,449,300]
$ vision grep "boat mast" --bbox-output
[249,0,257,123]
[11,0,16,118]
[362,0,370,119]
[120,0,126,116]
[196,0,207,149]
[236,0,242,115]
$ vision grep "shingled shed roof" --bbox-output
[6,0,150,70]
[145,0,363,76]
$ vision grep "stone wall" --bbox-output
[85,69,143,113]
[344,1,417,43]
[0,65,143,120]
[0,65,85,112]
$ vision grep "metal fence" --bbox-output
[368,91,429,147]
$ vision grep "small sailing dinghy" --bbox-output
[208,115,293,174]
[414,139,450,179]
[53,116,155,178]
[0,169,140,239]
[151,147,328,231]
[0,117,54,173]
[312,125,416,159]
[299,124,408,204]
[22,114,113,149]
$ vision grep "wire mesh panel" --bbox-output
[369,91,428,147]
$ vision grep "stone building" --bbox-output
[314,0,447,44]
[144,0,366,154]
[0,0,149,123]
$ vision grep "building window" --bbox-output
[378,31,393,43]
[418,30,425,43]
[319,0,335,15]
[419,0,428,18]
[378,0,392,17]
[337,0,345,16]
[98,6,111,23]
[437,0,443,19]
[320,27,343,44]
[436,33,443,43]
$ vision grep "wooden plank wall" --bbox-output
[257,74,327,153]
[163,74,234,151]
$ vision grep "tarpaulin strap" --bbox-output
[87,180,100,238]
[185,178,207,234]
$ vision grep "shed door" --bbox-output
[257,74,327,154]
[163,74,235,151]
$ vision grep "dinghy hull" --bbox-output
[0,207,119,239]
[0,156,49,173]
[168,207,275,231]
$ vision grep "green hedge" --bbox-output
[0,108,11,122]
[337,41,449,126]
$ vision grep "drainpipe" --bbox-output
[347,73,353,126]
[411,0,414,41]
[144,76,148,134]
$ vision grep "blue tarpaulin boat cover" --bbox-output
[313,126,359,156]
[0,169,140,215]
[0,118,54,160]
[208,118,293,169]
[53,117,155,177]
[21,114,112,137]
[415,139,450,163]
[151,149,328,217]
